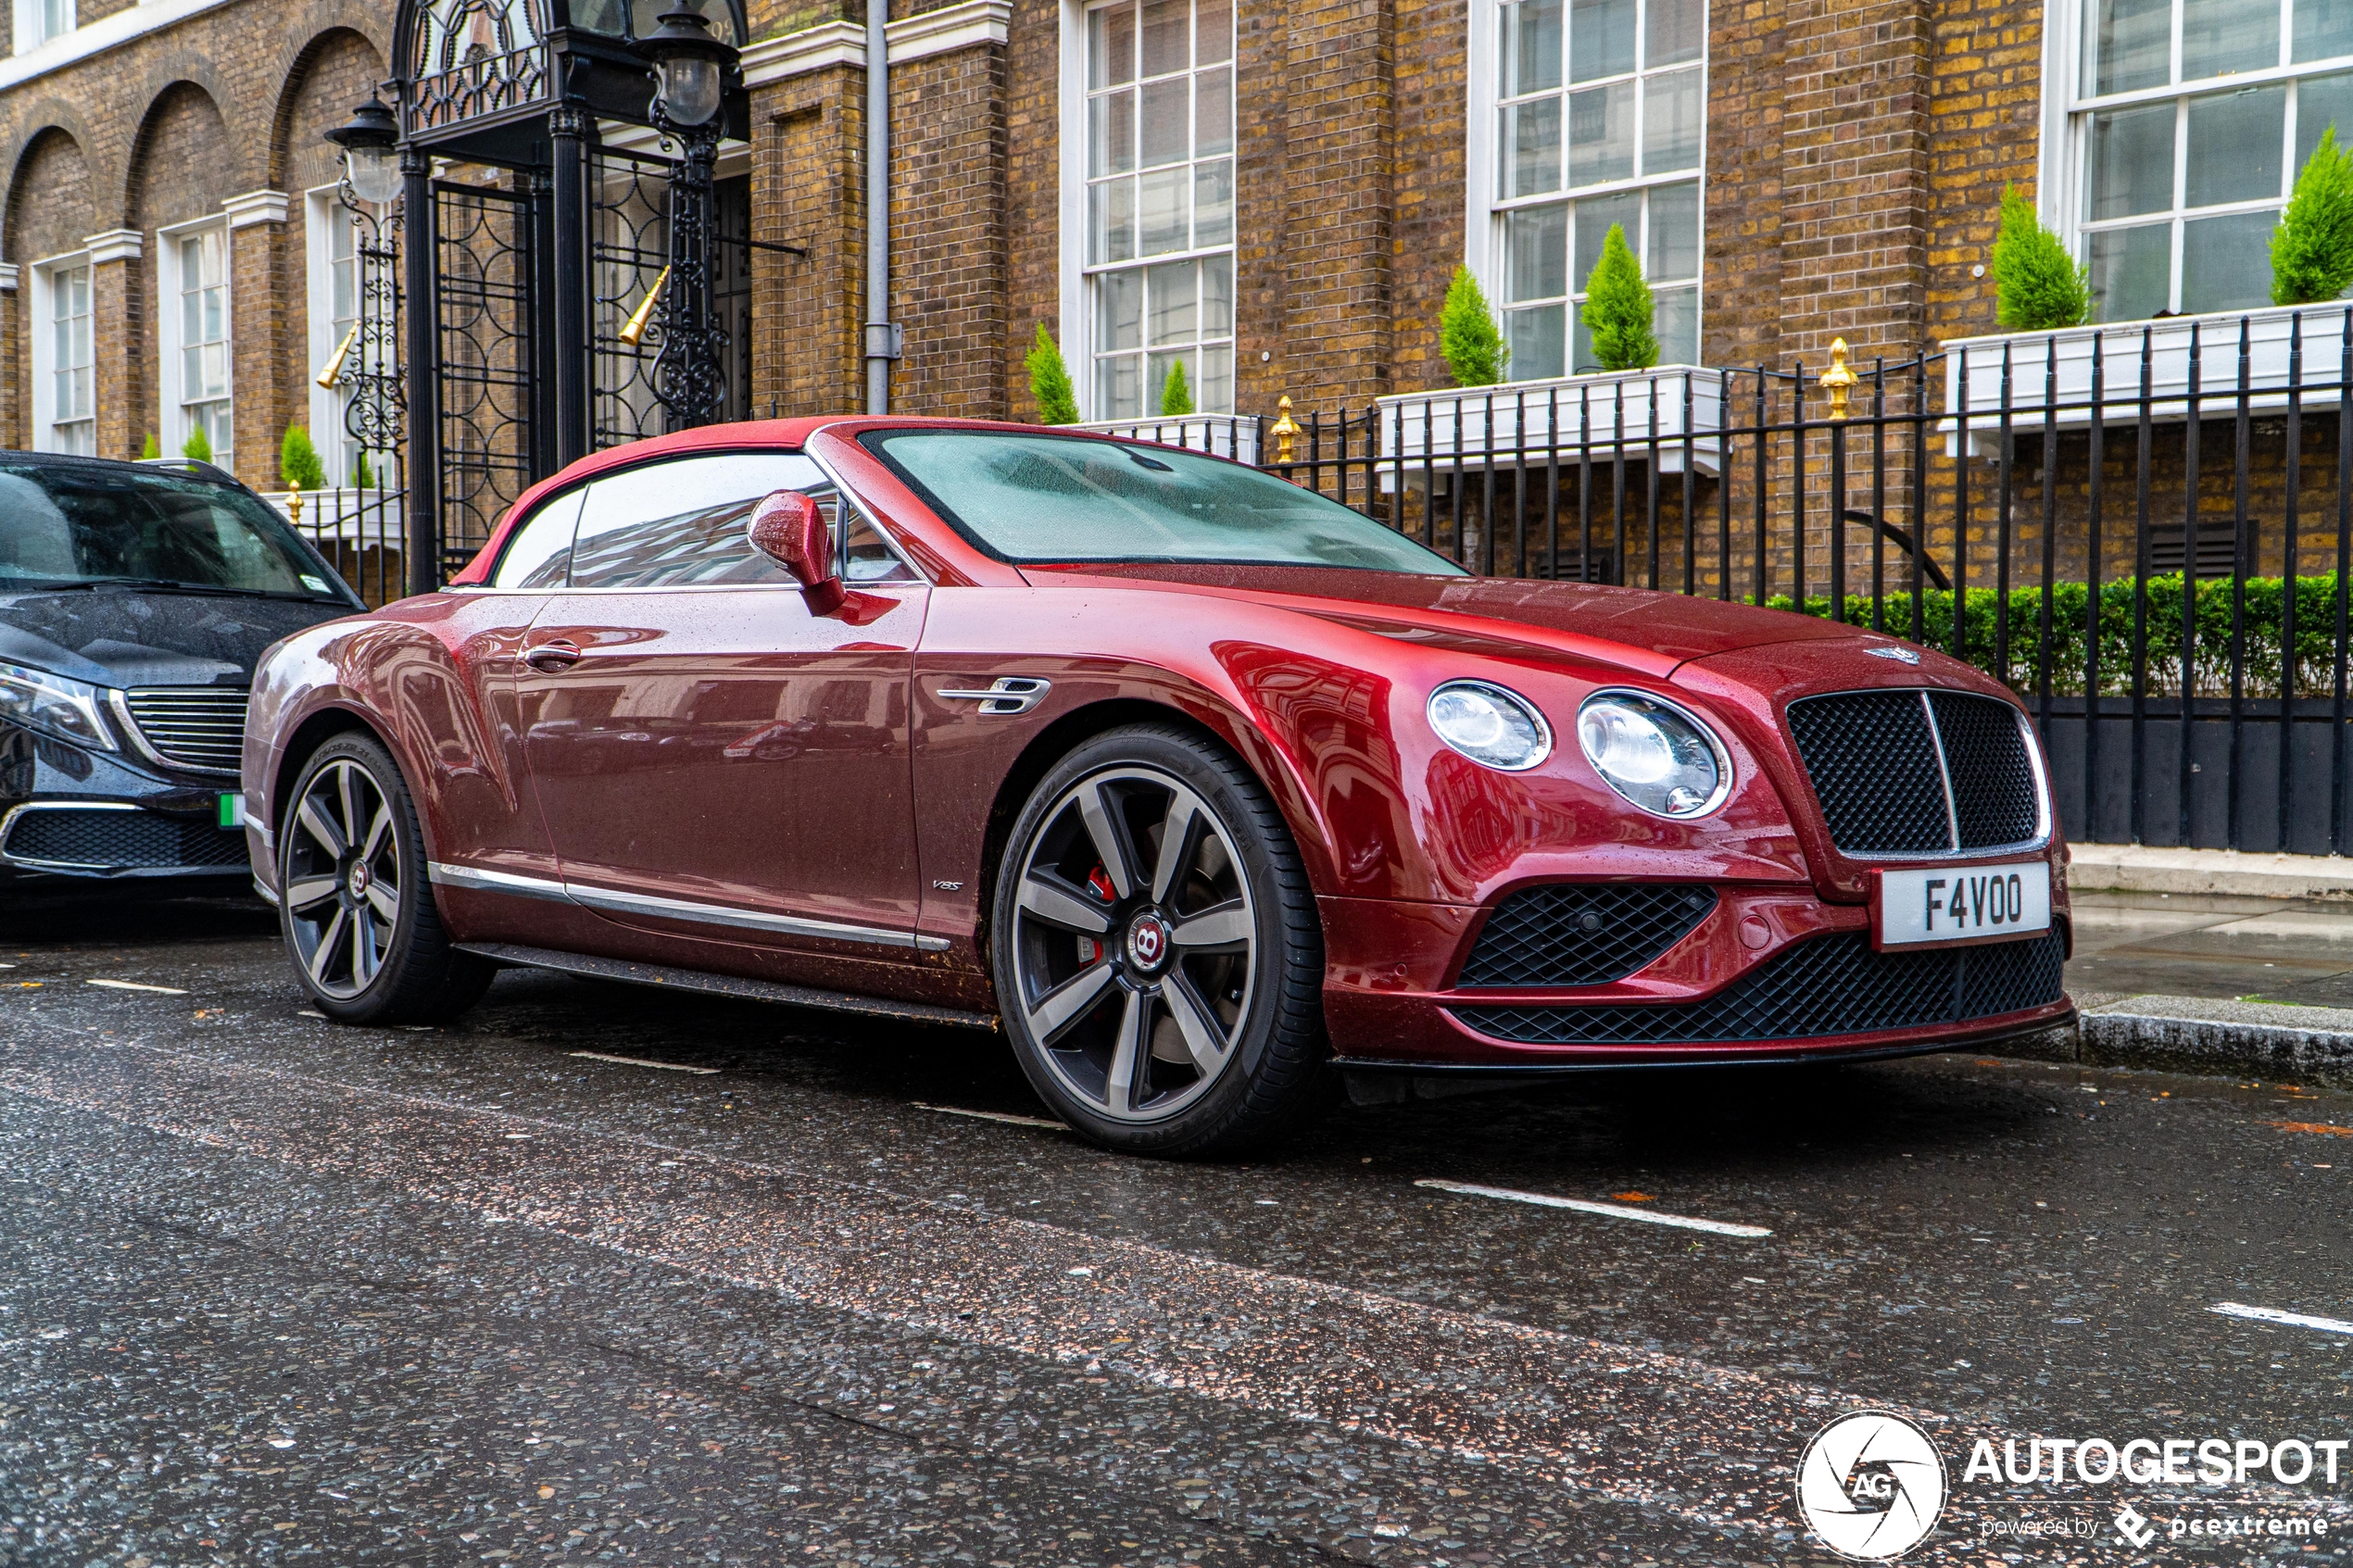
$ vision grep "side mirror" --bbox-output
[748,489,845,614]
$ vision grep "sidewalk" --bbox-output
[2025,858,2353,1085]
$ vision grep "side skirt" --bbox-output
[454,943,1001,1031]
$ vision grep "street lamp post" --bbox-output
[636,7,738,431]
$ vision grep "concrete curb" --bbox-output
[2067,843,2353,900]
[1997,995,2353,1088]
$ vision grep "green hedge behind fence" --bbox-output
[1759,574,2353,699]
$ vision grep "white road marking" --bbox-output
[84,979,188,995]
[1416,1179,1774,1238]
[2210,1301,2353,1336]
[567,1050,721,1075]
[911,1101,1064,1130]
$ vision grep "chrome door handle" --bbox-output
[938,676,1051,716]
[524,640,583,673]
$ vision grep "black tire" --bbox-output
[276,732,493,1025]
[989,722,1330,1157]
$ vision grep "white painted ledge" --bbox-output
[742,0,1012,88]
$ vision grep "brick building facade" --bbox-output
[0,0,2315,491]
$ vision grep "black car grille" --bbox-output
[2,807,248,871]
[1459,884,1718,987]
[121,687,249,773]
[1451,928,2064,1046]
[1786,689,2041,857]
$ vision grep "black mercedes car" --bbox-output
[0,453,361,892]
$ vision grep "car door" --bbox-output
[514,451,931,956]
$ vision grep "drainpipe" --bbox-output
[862,0,899,413]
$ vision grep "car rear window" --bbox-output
[863,430,1466,575]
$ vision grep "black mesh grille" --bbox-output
[1460,884,1718,987]
[1787,689,2041,856]
[3,808,248,871]
[1931,693,2042,848]
[1786,691,1949,854]
[1450,928,2065,1046]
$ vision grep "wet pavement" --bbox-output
[5,892,2353,1565]
[2070,891,2353,1010]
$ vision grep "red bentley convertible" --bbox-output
[244,417,2072,1154]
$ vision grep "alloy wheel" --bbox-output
[282,757,404,1000]
[1007,765,1257,1123]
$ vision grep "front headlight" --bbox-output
[1428,681,1553,771]
[0,662,117,752]
[1576,690,1730,818]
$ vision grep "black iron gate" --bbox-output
[434,179,545,578]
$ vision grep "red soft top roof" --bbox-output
[446,415,838,584]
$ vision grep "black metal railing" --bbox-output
[274,486,408,608]
[1201,312,2353,858]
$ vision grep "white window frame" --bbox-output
[156,213,232,469]
[11,0,75,54]
[1057,0,1237,420]
[28,249,93,454]
[1466,0,1709,376]
[305,183,358,485]
[2043,0,2353,318]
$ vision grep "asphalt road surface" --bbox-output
[5,893,2351,1566]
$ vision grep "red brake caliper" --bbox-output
[1080,866,1117,963]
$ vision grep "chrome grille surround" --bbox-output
[112,686,251,775]
[1784,688,2050,859]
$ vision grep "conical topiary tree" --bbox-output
[1580,223,1658,371]
[1992,186,2091,328]
[2273,127,2353,306]
[1026,323,1080,425]
[1440,265,1509,386]
[1159,358,1193,417]
[182,424,212,463]
[353,447,376,489]
[281,426,325,492]
[139,432,160,459]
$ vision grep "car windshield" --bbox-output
[865,430,1467,575]
[0,462,348,599]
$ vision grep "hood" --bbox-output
[0,588,353,689]
[1038,563,1871,670]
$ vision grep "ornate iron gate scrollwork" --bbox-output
[434,179,541,577]
[592,144,751,443]
[591,145,669,448]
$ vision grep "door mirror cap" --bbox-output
[748,488,845,612]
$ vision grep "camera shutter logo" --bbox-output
[1794,1411,1948,1560]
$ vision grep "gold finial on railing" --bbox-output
[619,265,673,348]
[1271,395,1301,466]
[1818,336,1856,420]
[315,323,359,390]
[288,490,305,527]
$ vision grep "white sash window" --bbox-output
[2060,0,2353,319]
[1479,0,1706,376]
[1078,0,1236,418]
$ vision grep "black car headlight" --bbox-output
[0,662,116,752]
[1576,690,1730,818]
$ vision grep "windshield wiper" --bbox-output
[67,578,283,597]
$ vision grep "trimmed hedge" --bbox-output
[1760,574,2353,698]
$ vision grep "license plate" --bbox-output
[1873,861,2050,948]
[217,793,245,830]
